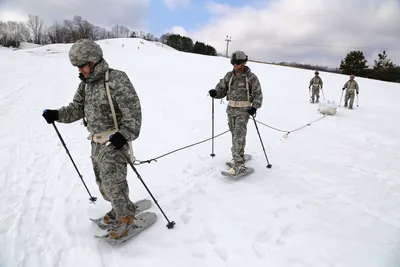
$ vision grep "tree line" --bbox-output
[339,50,400,83]
[0,14,217,57]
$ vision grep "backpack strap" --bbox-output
[104,69,135,163]
[104,69,119,131]
[228,72,250,101]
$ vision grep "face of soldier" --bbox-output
[78,62,93,78]
[232,60,245,73]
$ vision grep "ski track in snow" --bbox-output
[1,39,400,267]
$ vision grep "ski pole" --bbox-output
[52,123,97,203]
[338,90,344,107]
[210,96,216,157]
[126,156,175,229]
[321,88,325,101]
[308,88,311,102]
[251,115,272,168]
[357,94,359,107]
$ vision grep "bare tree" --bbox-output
[145,33,155,41]
[27,14,43,44]
[111,24,131,38]
[159,33,171,44]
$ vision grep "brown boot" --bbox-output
[103,210,116,225]
[108,215,135,239]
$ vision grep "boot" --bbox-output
[103,209,116,225]
[344,103,348,107]
[108,215,135,239]
[227,163,247,176]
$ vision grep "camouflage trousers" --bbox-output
[344,90,355,108]
[311,87,320,102]
[91,142,136,218]
[228,113,250,165]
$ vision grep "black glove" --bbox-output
[342,88,345,90]
[42,109,59,124]
[209,89,217,98]
[248,107,257,116]
[109,132,127,149]
[357,92,359,95]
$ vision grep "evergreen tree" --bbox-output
[339,51,369,77]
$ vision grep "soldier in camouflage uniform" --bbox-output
[342,75,359,109]
[209,51,263,175]
[42,39,141,239]
[309,71,323,103]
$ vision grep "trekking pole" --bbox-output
[321,88,325,101]
[126,157,175,229]
[308,88,311,102]
[52,123,97,203]
[251,115,272,168]
[357,94,359,107]
[338,90,344,107]
[210,96,216,157]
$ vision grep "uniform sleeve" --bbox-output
[355,81,359,93]
[249,73,263,109]
[214,72,231,99]
[112,71,142,142]
[57,83,85,123]
[343,81,349,89]
[309,78,313,88]
[319,77,323,88]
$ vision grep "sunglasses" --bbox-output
[231,59,245,65]
[77,62,90,68]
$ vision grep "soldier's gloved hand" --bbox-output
[357,92,359,95]
[209,89,217,98]
[42,109,58,124]
[109,132,127,149]
[248,107,257,116]
[342,88,345,90]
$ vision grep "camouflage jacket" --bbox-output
[309,76,323,89]
[56,59,142,142]
[343,80,359,93]
[213,66,263,115]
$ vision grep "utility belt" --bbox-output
[88,129,135,163]
[87,128,118,144]
[228,100,251,108]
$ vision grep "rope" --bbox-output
[133,115,327,165]
[252,115,326,138]
[133,130,230,165]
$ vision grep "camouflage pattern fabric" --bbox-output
[57,58,142,142]
[343,79,359,108]
[69,39,103,67]
[213,66,263,165]
[344,90,356,108]
[309,76,323,102]
[214,66,263,115]
[56,44,142,218]
[231,50,247,61]
[92,142,136,217]
[228,113,250,165]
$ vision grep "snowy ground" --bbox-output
[1,38,400,267]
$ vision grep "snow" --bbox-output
[1,37,400,267]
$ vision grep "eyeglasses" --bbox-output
[77,62,89,69]
[231,59,245,65]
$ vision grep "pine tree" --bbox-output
[339,51,369,77]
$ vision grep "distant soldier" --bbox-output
[309,71,323,103]
[342,75,359,109]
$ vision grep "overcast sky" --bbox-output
[1,0,400,68]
